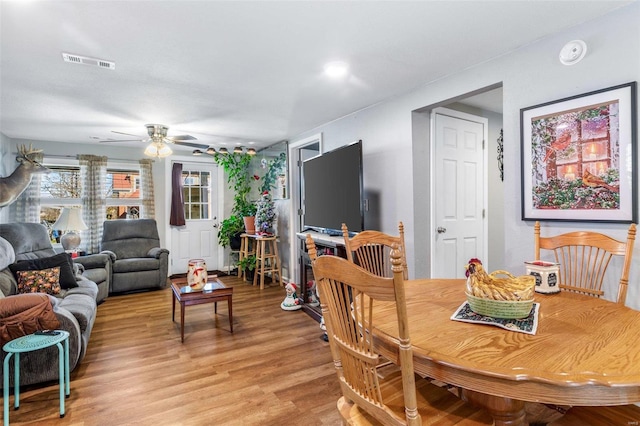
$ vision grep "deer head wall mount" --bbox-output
[0,144,50,208]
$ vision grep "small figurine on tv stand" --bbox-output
[281,283,302,311]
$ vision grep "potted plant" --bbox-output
[212,152,256,245]
[218,215,244,250]
[238,254,256,281]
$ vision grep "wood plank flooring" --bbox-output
[4,274,640,425]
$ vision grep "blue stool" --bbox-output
[3,330,70,426]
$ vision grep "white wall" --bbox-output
[292,3,640,309]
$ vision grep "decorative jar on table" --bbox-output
[187,259,207,291]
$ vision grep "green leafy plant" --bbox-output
[212,152,255,217]
[212,152,257,246]
[259,152,287,194]
[238,254,256,271]
[217,215,244,248]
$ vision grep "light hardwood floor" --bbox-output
[5,274,640,425]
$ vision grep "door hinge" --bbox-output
[482,209,486,219]
[482,139,485,150]
[298,208,304,216]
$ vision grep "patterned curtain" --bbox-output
[170,162,185,226]
[139,159,155,219]
[79,155,107,254]
[8,151,44,223]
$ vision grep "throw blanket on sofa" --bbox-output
[0,293,60,347]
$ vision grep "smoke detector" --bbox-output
[62,53,115,70]
[559,40,587,66]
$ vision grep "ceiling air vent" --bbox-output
[62,53,115,70]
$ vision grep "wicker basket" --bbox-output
[465,292,534,319]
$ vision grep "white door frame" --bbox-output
[430,107,488,277]
[288,133,323,286]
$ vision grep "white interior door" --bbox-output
[432,108,487,278]
[170,162,218,276]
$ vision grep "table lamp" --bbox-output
[53,207,88,251]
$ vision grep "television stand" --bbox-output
[296,231,347,322]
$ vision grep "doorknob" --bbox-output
[437,227,447,234]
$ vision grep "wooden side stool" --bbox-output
[253,235,283,290]
[238,233,256,281]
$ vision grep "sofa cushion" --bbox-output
[15,267,62,295]
[0,293,61,347]
[9,252,78,289]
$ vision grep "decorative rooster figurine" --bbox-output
[465,258,483,278]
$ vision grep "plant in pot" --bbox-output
[237,197,257,235]
[212,152,257,245]
[238,254,256,282]
[218,215,244,250]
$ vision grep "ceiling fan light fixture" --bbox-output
[206,147,216,155]
[193,149,203,155]
[218,147,229,154]
[233,146,243,154]
[144,142,172,158]
[247,148,257,155]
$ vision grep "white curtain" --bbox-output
[8,151,44,223]
[79,155,107,254]
[139,159,155,219]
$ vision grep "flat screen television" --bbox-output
[302,140,364,235]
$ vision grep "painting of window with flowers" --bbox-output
[521,82,637,222]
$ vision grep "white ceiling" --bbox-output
[0,1,634,154]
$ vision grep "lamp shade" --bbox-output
[53,207,88,231]
[53,207,88,251]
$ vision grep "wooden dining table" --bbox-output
[372,279,640,426]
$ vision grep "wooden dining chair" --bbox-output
[534,221,636,304]
[307,234,492,426]
[342,222,409,279]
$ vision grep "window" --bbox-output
[40,164,81,242]
[39,159,143,241]
[182,169,211,220]
[105,168,141,219]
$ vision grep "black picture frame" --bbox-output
[520,82,637,223]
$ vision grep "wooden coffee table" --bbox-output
[170,276,233,343]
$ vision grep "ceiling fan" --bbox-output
[100,124,209,150]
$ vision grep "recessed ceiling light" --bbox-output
[324,61,349,78]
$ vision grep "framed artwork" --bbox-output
[521,82,637,222]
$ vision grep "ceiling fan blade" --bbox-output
[112,131,144,138]
[174,141,210,149]
[169,134,197,141]
[99,139,144,143]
